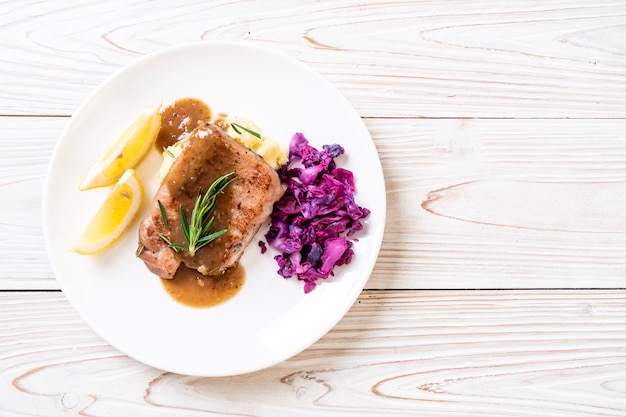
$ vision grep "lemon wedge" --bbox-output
[79,102,161,190]
[73,169,144,255]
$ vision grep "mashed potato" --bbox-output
[158,140,185,182]
[223,115,288,170]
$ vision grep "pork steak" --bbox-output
[138,123,284,278]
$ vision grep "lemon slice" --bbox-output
[79,102,161,190]
[73,169,144,255]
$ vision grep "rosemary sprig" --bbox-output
[158,172,236,256]
[231,122,261,138]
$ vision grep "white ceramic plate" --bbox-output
[43,41,386,377]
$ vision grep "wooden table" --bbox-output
[2,1,626,415]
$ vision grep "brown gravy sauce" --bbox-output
[211,112,230,131]
[157,97,244,308]
[156,97,212,150]
[161,264,245,308]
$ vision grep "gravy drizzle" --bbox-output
[156,97,212,150]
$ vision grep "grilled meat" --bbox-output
[138,123,284,278]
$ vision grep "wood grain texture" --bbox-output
[2,1,626,416]
[366,117,626,289]
[1,291,625,417]
[0,117,63,290]
[1,0,625,117]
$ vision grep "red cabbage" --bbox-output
[264,133,370,293]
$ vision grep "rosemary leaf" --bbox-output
[231,122,261,138]
[179,205,190,245]
[158,200,169,228]
[197,229,227,245]
[163,147,176,158]
[159,233,185,252]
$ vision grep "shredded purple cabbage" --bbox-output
[264,133,370,293]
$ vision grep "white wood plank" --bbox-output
[2,2,625,416]
[365,118,626,289]
[2,117,625,290]
[0,117,63,290]
[0,0,625,117]
[1,290,625,416]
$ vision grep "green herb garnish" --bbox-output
[163,146,176,158]
[231,122,261,139]
[157,200,169,228]
[159,172,236,256]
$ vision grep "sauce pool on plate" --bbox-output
[161,264,245,308]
